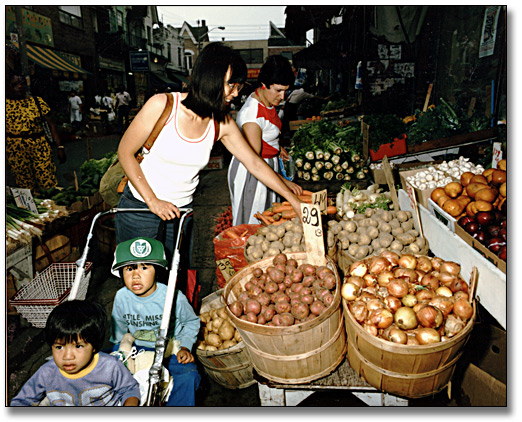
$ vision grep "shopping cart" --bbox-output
[68,207,194,406]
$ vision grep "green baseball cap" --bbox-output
[112,237,168,272]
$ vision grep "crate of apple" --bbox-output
[458,210,507,261]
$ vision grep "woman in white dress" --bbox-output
[228,55,303,225]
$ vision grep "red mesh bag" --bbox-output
[213,224,261,288]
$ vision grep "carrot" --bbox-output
[301,190,314,196]
[262,209,275,217]
[281,210,297,219]
[271,219,287,225]
[272,204,294,213]
[224,229,240,239]
[298,195,313,203]
[326,205,338,215]
[255,212,272,226]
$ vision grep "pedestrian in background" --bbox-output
[68,90,83,131]
[6,72,66,192]
[115,86,132,134]
[228,55,303,225]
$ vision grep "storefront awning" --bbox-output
[150,72,181,90]
[25,44,91,74]
[168,72,189,85]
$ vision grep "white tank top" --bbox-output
[129,93,217,206]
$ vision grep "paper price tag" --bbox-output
[10,188,38,214]
[216,258,236,283]
[300,203,326,266]
[406,181,417,210]
[311,189,327,214]
[492,142,502,169]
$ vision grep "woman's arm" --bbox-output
[117,94,180,220]
[220,119,302,219]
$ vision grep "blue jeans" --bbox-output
[109,344,201,406]
[115,185,194,271]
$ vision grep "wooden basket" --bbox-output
[223,251,346,384]
[196,290,255,389]
[342,266,477,398]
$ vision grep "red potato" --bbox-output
[272,253,288,266]
[286,258,299,268]
[229,300,243,318]
[291,301,310,320]
[299,263,316,276]
[290,269,304,283]
[264,281,278,294]
[275,300,292,314]
[266,267,285,283]
[245,311,258,323]
[302,275,316,287]
[300,294,314,305]
[245,299,261,315]
[310,301,327,316]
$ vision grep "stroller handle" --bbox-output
[68,207,193,301]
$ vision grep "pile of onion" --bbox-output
[342,251,474,345]
[227,253,337,327]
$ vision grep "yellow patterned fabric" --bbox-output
[6,96,58,191]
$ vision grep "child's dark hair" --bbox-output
[182,42,247,124]
[45,300,107,352]
[258,55,295,89]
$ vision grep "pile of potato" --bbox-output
[328,208,426,260]
[197,305,242,352]
[244,217,305,262]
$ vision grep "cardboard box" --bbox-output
[289,120,309,131]
[455,222,506,274]
[428,198,457,233]
[371,168,387,185]
[399,169,435,209]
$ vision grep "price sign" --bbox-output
[10,188,38,214]
[311,189,327,214]
[492,142,502,169]
[382,156,399,211]
[301,203,326,266]
[216,258,236,283]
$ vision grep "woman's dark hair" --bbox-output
[258,55,295,89]
[182,42,247,123]
[45,300,107,352]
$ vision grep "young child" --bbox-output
[10,300,140,406]
[109,236,201,406]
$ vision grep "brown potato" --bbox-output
[474,200,493,212]
[499,182,507,197]
[430,187,447,203]
[460,172,475,187]
[442,199,464,217]
[466,182,489,199]
[470,174,488,185]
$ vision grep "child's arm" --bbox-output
[123,396,140,406]
[10,365,48,406]
[172,292,201,354]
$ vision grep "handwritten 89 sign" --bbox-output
[300,203,326,266]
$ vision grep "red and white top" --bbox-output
[236,94,281,158]
[129,92,217,206]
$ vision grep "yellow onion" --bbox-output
[368,256,391,274]
[440,261,461,276]
[387,326,408,344]
[416,327,441,344]
[437,272,457,288]
[402,293,418,308]
[444,314,465,338]
[394,268,419,284]
[415,288,435,303]
[363,322,378,336]
[349,301,368,323]
[420,273,440,290]
[385,295,402,313]
[398,254,417,269]
[453,291,469,302]
[387,278,409,298]
[429,296,454,316]
[380,250,400,267]
[345,275,364,289]
[416,256,433,273]
[416,305,443,328]
[369,308,394,329]
[431,257,444,271]
[453,298,473,320]
[435,286,453,298]
[377,270,394,287]
[341,282,359,301]
[366,298,385,312]
[350,261,368,277]
[450,277,469,294]
[363,273,378,287]
[394,306,418,330]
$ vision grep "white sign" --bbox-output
[300,203,326,266]
[10,188,38,214]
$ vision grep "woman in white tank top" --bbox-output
[115,43,303,259]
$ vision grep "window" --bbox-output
[185,52,194,71]
[281,51,293,62]
[58,6,83,29]
[237,49,264,64]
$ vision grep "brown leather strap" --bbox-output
[142,92,174,152]
[214,119,220,142]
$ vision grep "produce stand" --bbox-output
[398,189,506,329]
[256,358,408,406]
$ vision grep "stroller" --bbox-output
[69,207,194,406]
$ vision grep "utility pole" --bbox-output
[14,6,31,95]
